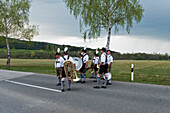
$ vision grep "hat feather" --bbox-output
[64,47,68,52]
[57,48,60,53]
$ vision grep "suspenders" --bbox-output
[105,54,107,65]
[63,56,70,61]
[82,54,87,63]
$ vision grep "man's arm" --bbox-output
[85,61,88,68]
[85,55,89,68]
[99,62,104,67]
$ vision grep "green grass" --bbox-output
[0,59,170,85]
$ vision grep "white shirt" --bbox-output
[63,55,75,64]
[81,53,89,64]
[107,54,113,65]
[55,57,64,68]
[92,56,95,64]
[100,53,107,65]
[94,56,99,64]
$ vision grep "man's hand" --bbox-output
[85,62,88,68]
[108,64,111,68]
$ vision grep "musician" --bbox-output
[61,47,76,92]
[79,48,89,83]
[107,50,113,85]
[94,47,108,89]
[93,51,100,82]
[55,48,64,86]
[90,55,95,79]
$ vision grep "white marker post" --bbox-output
[131,64,134,81]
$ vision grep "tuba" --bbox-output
[64,60,75,79]
[64,58,81,82]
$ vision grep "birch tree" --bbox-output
[0,0,39,68]
[64,0,144,49]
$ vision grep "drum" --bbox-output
[73,57,82,71]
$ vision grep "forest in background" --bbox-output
[0,36,169,60]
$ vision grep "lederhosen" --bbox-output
[62,56,70,78]
[99,54,108,74]
[80,54,87,73]
[94,65,98,72]
[56,59,63,76]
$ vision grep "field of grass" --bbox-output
[0,59,170,85]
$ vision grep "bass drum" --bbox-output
[103,72,112,80]
[73,57,82,71]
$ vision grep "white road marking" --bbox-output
[4,80,61,93]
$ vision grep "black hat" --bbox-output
[101,47,106,52]
[56,48,61,55]
[56,52,60,55]
[107,49,111,52]
[94,49,99,56]
[82,48,87,53]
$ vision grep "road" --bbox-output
[0,69,170,113]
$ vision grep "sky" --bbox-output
[29,0,170,54]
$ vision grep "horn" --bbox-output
[64,60,74,79]
[63,60,80,82]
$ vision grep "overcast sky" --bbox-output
[29,0,170,54]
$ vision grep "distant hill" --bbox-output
[0,36,169,60]
[0,36,117,53]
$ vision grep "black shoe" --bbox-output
[56,83,61,86]
[107,83,112,85]
[67,88,71,91]
[81,81,86,83]
[93,86,100,89]
[101,86,107,89]
[93,80,97,82]
[61,89,65,92]
[76,80,81,83]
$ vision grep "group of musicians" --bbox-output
[55,47,113,92]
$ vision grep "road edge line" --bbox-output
[4,80,61,93]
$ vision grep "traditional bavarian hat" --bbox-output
[64,47,68,55]
[101,47,106,52]
[82,47,87,53]
[56,48,61,55]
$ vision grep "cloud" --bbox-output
[33,35,170,54]
[30,0,170,54]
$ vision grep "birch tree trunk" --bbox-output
[106,27,111,49]
[5,36,11,68]
[5,18,11,68]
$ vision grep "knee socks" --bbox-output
[84,74,86,81]
[68,80,71,89]
[58,77,61,83]
[61,81,64,90]
[97,77,100,87]
[104,77,108,86]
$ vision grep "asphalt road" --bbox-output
[0,69,170,113]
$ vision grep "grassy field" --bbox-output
[0,59,170,85]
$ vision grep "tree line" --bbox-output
[0,37,169,60]
[0,49,169,60]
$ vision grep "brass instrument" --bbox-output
[63,60,80,82]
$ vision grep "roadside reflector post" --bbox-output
[131,64,134,81]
